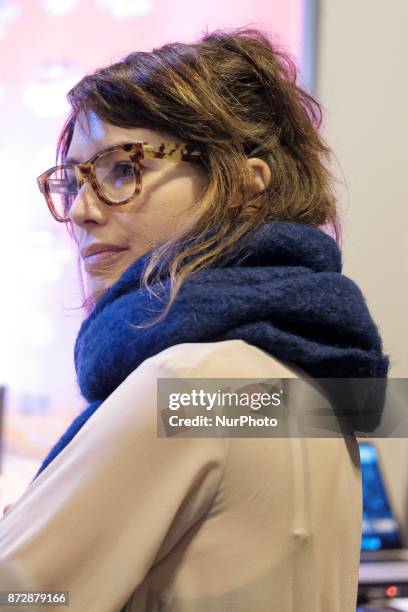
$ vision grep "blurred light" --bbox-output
[359,443,377,463]
[24,228,74,270]
[0,83,4,102]
[5,229,65,284]
[23,312,55,348]
[25,229,55,248]
[42,60,73,80]
[25,252,64,283]
[361,535,382,551]
[40,0,79,16]
[29,145,58,178]
[0,150,27,226]
[0,1,20,40]
[23,75,78,117]
[386,585,398,597]
[58,246,74,263]
[96,0,153,19]
[18,393,51,415]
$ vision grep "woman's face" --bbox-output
[66,111,208,298]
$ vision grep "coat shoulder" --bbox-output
[140,339,300,380]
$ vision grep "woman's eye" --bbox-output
[102,163,134,189]
[116,162,133,176]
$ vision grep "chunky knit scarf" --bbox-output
[32,220,389,481]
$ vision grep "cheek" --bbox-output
[114,171,206,248]
[138,180,198,227]
[149,190,199,240]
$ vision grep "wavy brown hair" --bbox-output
[58,26,342,328]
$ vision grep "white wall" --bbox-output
[317,0,408,531]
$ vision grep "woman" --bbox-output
[0,27,389,611]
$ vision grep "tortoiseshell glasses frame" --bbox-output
[36,142,205,223]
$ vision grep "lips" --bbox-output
[83,248,128,272]
[80,243,128,259]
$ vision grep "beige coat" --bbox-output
[0,339,362,611]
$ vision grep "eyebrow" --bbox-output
[63,142,162,165]
[63,144,134,164]
[64,151,157,167]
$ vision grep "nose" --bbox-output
[68,181,109,227]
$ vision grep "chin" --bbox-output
[85,275,111,301]
[83,255,135,305]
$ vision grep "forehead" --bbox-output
[66,110,178,161]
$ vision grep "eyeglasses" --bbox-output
[37,142,204,223]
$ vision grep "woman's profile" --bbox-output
[0,27,389,612]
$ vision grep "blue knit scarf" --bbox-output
[31,220,389,481]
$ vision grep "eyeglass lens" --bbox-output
[47,149,138,220]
